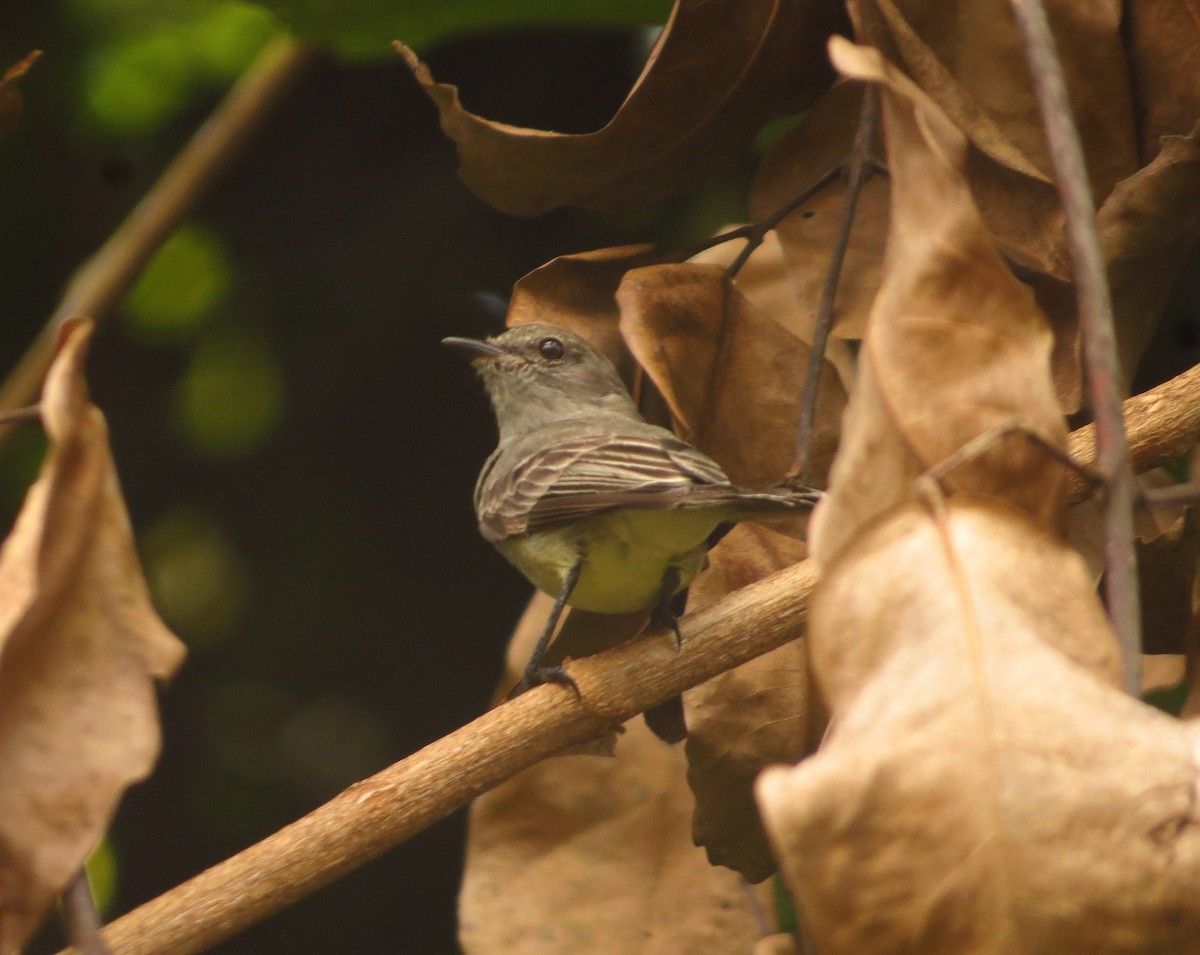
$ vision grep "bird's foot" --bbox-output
[650,602,684,648]
[505,664,581,701]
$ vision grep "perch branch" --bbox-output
[0,37,316,420]
[1011,0,1141,694]
[58,360,1200,955]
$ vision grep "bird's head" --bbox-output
[443,324,639,440]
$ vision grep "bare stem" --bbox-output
[665,165,843,266]
[61,868,112,955]
[0,404,41,427]
[792,88,878,476]
[52,360,1200,955]
[1010,0,1141,694]
[0,37,316,421]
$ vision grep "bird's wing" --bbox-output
[474,429,731,542]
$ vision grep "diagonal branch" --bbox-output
[56,361,1200,955]
[1010,0,1141,694]
[0,37,316,423]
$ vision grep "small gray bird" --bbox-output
[444,323,819,722]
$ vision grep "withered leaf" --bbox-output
[617,262,843,488]
[852,0,1137,277]
[1099,120,1200,387]
[751,81,890,342]
[397,0,844,215]
[688,227,858,396]
[1134,485,1200,655]
[0,51,39,138]
[758,500,1200,955]
[0,319,185,955]
[460,594,772,952]
[810,40,1069,567]
[1124,0,1200,161]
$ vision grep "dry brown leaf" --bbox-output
[0,319,185,954]
[460,593,774,953]
[1124,0,1200,161]
[0,51,39,138]
[1137,500,1200,656]
[689,226,858,394]
[683,524,824,882]
[810,40,1069,567]
[757,500,1200,955]
[617,262,845,488]
[751,81,891,341]
[1099,120,1200,387]
[853,0,1137,275]
[755,935,799,955]
[397,0,844,216]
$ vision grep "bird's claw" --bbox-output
[506,665,581,701]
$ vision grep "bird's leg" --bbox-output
[649,565,685,648]
[507,559,583,700]
[644,569,689,744]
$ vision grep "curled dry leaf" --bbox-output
[397,0,844,215]
[755,500,1200,955]
[1098,120,1200,387]
[810,40,1068,567]
[0,51,39,138]
[1134,483,1200,656]
[0,319,185,954]
[617,262,845,488]
[459,594,773,953]
[852,0,1137,278]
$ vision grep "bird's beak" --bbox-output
[442,336,508,361]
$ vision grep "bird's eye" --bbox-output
[538,337,565,360]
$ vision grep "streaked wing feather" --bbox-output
[476,432,731,541]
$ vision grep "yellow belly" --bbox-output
[494,508,724,613]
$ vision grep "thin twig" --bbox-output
[664,165,843,266]
[792,89,878,476]
[0,404,40,427]
[923,419,1103,494]
[1142,482,1200,506]
[61,868,112,955]
[54,361,1200,955]
[0,37,316,422]
[1010,0,1141,694]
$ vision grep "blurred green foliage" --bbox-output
[74,0,279,136]
[84,838,118,916]
[174,326,285,457]
[124,223,231,342]
[141,505,250,644]
[258,0,670,59]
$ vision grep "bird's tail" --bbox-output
[732,485,822,510]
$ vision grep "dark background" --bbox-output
[0,4,744,952]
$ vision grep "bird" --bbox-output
[443,323,819,735]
